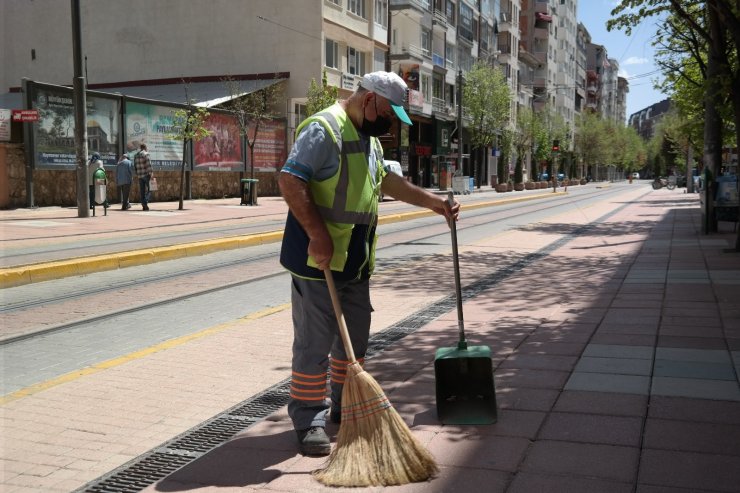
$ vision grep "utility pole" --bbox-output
[72,0,90,217]
[457,69,463,175]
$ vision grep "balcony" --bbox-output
[396,43,426,60]
[432,52,446,68]
[433,8,448,27]
[432,97,447,113]
[390,0,431,14]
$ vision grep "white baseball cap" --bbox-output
[360,71,413,125]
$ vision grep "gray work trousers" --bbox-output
[287,275,371,430]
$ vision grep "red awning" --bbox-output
[535,12,552,22]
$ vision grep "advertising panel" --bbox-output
[0,109,10,142]
[248,119,286,172]
[31,85,120,167]
[125,101,183,169]
[194,112,244,171]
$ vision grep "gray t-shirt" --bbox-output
[281,121,381,185]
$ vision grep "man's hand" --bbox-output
[308,233,333,271]
[381,172,461,225]
[279,173,334,269]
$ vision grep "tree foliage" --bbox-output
[223,75,285,179]
[463,62,511,151]
[168,85,211,210]
[306,70,339,117]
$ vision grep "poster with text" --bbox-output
[31,85,120,168]
[125,101,183,168]
[194,112,244,171]
[248,119,286,172]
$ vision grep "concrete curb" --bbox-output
[0,192,566,288]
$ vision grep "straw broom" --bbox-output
[313,270,438,487]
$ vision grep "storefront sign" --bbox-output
[12,109,40,122]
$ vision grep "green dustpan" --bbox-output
[435,192,497,425]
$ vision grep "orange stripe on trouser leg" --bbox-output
[291,371,329,402]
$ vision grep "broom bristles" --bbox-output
[313,362,438,487]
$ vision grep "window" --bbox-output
[446,0,455,25]
[422,74,431,101]
[347,46,366,75]
[327,0,340,4]
[375,0,388,28]
[373,47,385,71]
[459,3,473,42]
[325,38,339,68]
[347,0,365,18]
[421,28,431,56]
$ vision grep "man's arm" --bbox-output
[380,172,460,223]
[278,173,333,270]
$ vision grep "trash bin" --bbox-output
[93,167,108,216]
[240,178,259,206]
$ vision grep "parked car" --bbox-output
[381,160,403,201]
[540,172,566,181]
[631,172,640,179]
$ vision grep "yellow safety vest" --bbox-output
[280,103,385,281]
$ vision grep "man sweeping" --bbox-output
[279,71,459,457]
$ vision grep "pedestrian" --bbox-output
[134,143,153,211]
[278,71,459,456]
[116,153,134,210]
[88,152,103,209]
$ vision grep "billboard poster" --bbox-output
[248,119,286,172]
[31,85,120,167]
[194,112,244,171]
[0,109,10,142]
[125,101,183,168]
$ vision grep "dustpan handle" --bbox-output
[447,192,467,349]
[324,269,357,363]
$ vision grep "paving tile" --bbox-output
[574,356,652,376]
[516,341,586,356]
[657,336,727,349]
[647,395,740,424]
[638,449,740,492]
[643,418,740,455]
[498,354,578,371]
[655,347,732,364]
[538,412,643,446]
[494,368,570,390]
[636,485,717,493]
[496,388,561,412]
[427,433,530,472]
[521,440,639,483]
[653,359,736,381]
[565,372,650,395]
[581,344,654,360]
[553,390,648,416]
[596,323,660,335]
[589,333,657,347]
[651,376,740,401]
[508,472,633,493]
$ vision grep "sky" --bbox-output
[577,0,668,120]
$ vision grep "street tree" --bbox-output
[609,0,740,241]
[463,62,511,188]
[169,85,211,210]
[306,70,339,117]
[222,76,285,182]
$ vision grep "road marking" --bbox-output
[0,303,291,405]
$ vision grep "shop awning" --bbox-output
[0,74,289,110]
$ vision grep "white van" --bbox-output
[381,160,403,201]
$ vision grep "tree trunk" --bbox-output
[178,139,187,210]
[701,5,725,234]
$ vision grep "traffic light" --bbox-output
[552,139,560,152]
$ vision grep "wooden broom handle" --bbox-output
[324,269,357,363]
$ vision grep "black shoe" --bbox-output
[143,205,149,211]
[296,427,331,456]
[329,406,341,424]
